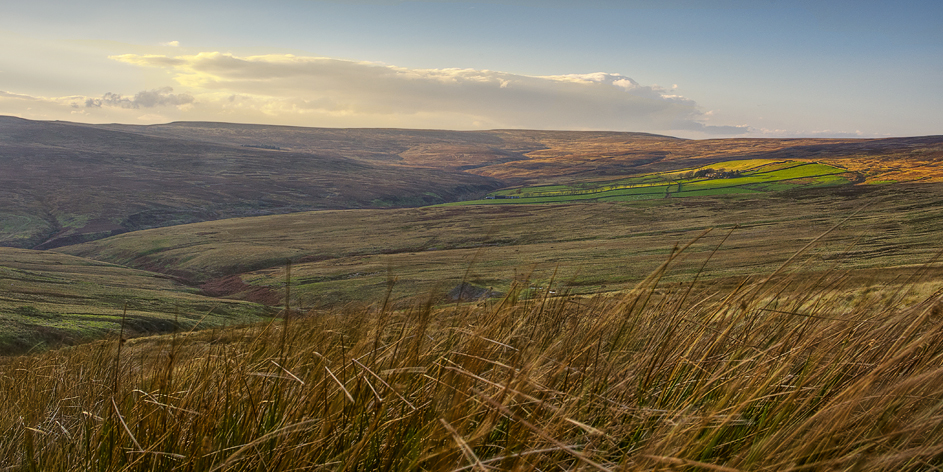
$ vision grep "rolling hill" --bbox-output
[58,182,943,310]
[0,117,501,249]
[3,116,941,250]
[3,116,943,353]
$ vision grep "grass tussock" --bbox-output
[3,245,943,471]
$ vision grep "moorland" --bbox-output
[2,115,942,350]
[2,115,943,470]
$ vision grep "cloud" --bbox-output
[160,41,180,47]
[110,54,188,67]
[672,120,752,136]
[755,128,871,138]
[84,87,194,109]
[108,52,747,134]
[0,90,39,100]
[0,88,191,124]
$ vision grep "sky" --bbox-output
[0,0,940,139]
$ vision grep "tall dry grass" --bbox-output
[3,238,943,471]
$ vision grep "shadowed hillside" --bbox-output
[0,117,501,249]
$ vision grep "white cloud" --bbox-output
[0,89,191,123]
[1,53,749,135]
[754,128,872,138]
[102,52,747,134]
[0,90,39,100]
[160,41,180,47]
[84,87,194,109]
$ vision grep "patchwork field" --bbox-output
[2,116,942,352]
[455,159,855,204]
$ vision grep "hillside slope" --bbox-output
[3,116,942,251]
[5,251,943,470]
[0,117,502,249]
[0,247,271,354]
[59,182,943,308]
[96,121,943,183]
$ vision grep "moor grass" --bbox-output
[4,239,943,470]
[0,247,271,355]
[4,118,943,469]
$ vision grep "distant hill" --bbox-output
[2,116,941,249]
[96,122,943,183]
[0,117,503,248]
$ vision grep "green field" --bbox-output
[453,160,853,205]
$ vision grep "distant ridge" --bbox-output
[1,115,941,249]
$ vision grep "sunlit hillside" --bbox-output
[1,120,942,470]
[58,182,943,311]
[4,242,943,470]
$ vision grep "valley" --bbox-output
[1,116,942,352]
[3,117,943,470]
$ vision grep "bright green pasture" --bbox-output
[453,160,852,205]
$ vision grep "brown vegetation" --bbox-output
[0,247,270,355]
[3,118,943,469]
[3,240,943,470]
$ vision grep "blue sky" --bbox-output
[0,0,939,138]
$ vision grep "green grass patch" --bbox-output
[462,160,854,206]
